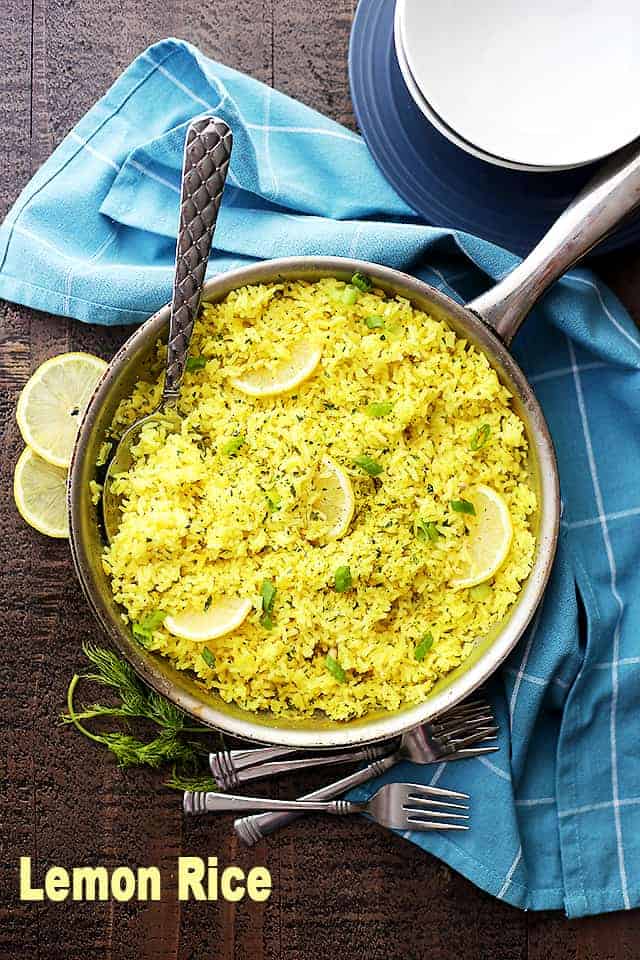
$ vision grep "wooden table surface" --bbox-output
[2,2,640,958]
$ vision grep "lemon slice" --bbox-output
[164,598,252,642]
[230,340,321,397]
[14,447,69,538]
[17,352,108,468]
[304,456,355,542]
[450,484,513,589]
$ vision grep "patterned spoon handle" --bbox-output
[163,116,233,403]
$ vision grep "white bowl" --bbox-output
[396,0,640,170]
[393,4,564,172]
[394,3,577,172]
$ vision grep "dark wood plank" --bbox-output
[576,913,640,960]
[0,7,67,960]
[273,0,356,129]
[2,2,640,959]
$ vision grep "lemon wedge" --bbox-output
[17,352,108,468]
[230,340,321,397]
[13,447,69,538]
[450,484,513,589]
[164,598,252,642]
[304,456,355,542]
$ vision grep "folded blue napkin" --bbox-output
[3,38,640,918]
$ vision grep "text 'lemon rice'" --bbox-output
[103,278,536,721]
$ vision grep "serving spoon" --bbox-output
[102,116,233,543]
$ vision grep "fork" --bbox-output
[211,699,496,790]
[184,781,470,831]
[233,699,498,844]
[211,741,392,790]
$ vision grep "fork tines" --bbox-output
[430,699,494,727]
[427,699,498,757]
[400,784,470,831]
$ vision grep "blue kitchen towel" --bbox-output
[2,38,640,918]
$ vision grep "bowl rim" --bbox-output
[68,256,559,747]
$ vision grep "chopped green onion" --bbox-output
[201,647,216,668]
[204,596,212,611]
[132,609,167,646]
[325,654,346,683]
[351,271,372,293]
[266,490,282,513]
[334,565,352,593]
[139,610,166,631]
[414,632,434,662]
[222,435,245,456]
[260,579,277,629]
[342,285,359,305]
[186,355,207,372]
[414,519,442,542]
[451,499,476,515]
[353,454,383,477]
[365,401,394,418]
[261,581,276,611]
[469,583,492,601]
[364,316,385,329]
[470,424,491,451]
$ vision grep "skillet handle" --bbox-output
[466,138,640,345]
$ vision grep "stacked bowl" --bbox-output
[349,0,640,254]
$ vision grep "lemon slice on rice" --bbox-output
[164,598,253,642]
[450,484,513,589]
[230,340,321,397]
[304,456,355,542]
[14,447,69,538]
[17,352,107,468]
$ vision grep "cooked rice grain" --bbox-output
[103,278,536,720]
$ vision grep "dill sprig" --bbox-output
[164,770,219,792]
[62,643,220,790]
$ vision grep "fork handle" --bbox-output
[233,754,399,846]
[215,746,298,774]
[184,792,363,815]
[229,745,390,784]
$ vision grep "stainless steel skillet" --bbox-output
[68,139,640,748]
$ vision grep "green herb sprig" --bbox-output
[186,355,208,372]
[325,654,346,683]
[451,499,476,516]
[222,435,245,456]
[365,401,393,418]
[414,632,434,662]
[201,647,216,668]
[334,565,352,593]
[62,644,219,791]
[351,272,372,293]
[266,490,282,513]
[414,518,442,543]
[342,285,359,306]
[353,454,384,477]
[132,609,166,647]
[471,424,491,451]
[364,316,384,330]
[260,579,277,630]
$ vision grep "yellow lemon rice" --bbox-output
[103,278,537,721]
